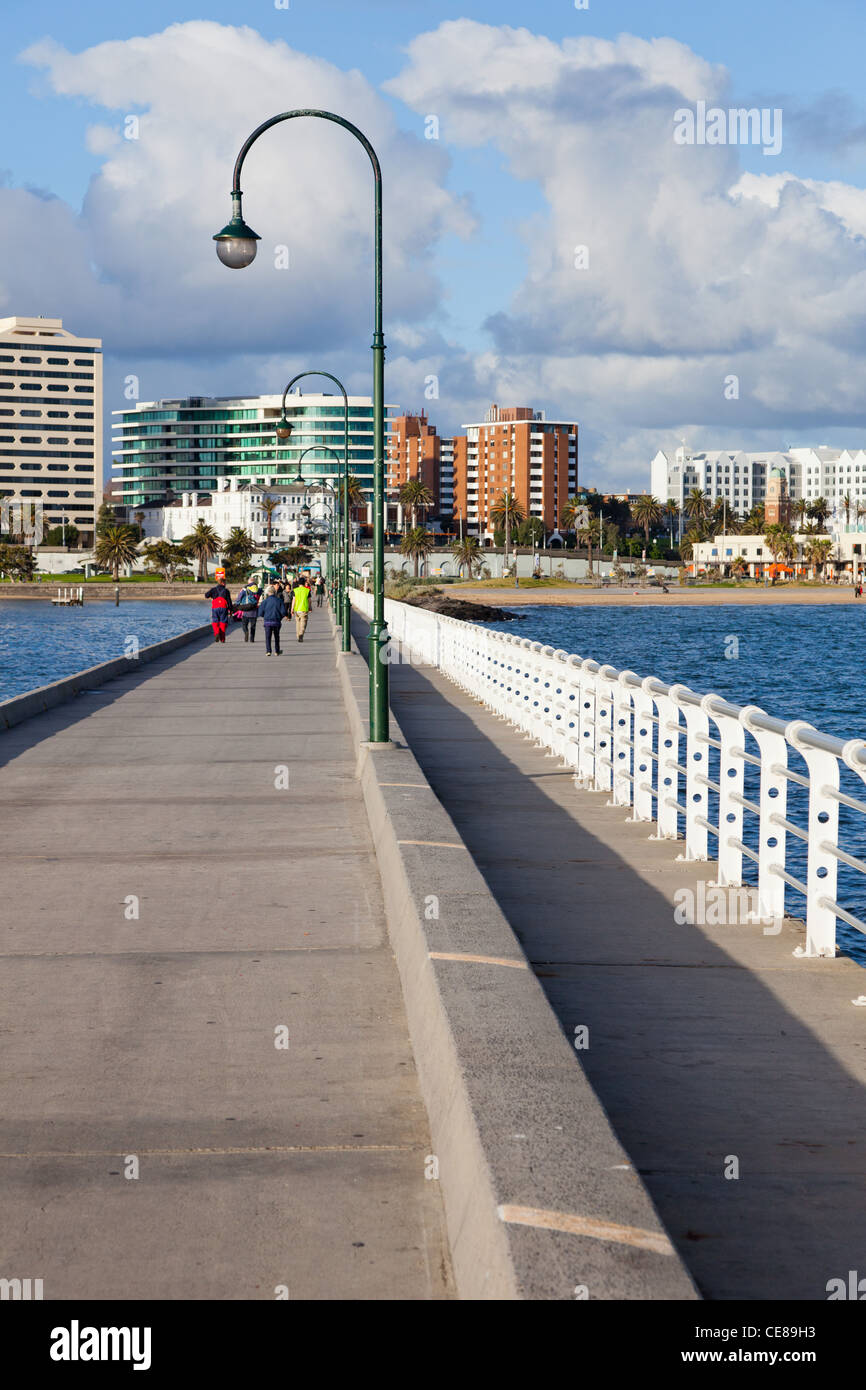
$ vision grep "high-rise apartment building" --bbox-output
[0,316,102,544]
[452,404,578,537]
[113,393,395,513]
[386,412,440,505]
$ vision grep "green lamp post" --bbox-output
[214,109,390,744]
[288,445,342,604]
[276,370,352,654]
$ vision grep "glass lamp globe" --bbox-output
[213,210,261,269]
[275,416,293,441]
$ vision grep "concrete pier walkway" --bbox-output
[377,617,866,1302]
[0,617,452,1299]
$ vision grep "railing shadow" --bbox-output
[376,631,866,1302]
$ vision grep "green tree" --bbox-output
[269,545,311,570]
[807,497,830,532]
[805,536,833,578]
[94,525,141,581]
[222,526,255,577]
[559,496,584,533]
[451,535,482,578]
[42,524,80,548]
[630,495,664,549]
[0,543,37,580]
[95,501,118,538]
[516,517,545,546]
[256,494,280,550]
[400,526,434,578]
[398,477,434,531]
[684,487,710,527]
[741,503,766,535]
[184,521,222,581]
[577,516,602,575]
[142,541,193,581]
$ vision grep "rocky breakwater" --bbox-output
[401,587,521,622]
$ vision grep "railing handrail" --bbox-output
[351,588,866,965]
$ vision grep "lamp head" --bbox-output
[275,415,293,441]
[213,193,260,269]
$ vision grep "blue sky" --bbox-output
[4,1,866,485]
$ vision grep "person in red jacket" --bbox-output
[205,581,233,643]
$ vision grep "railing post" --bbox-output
[576,659,599,790]
[629,675,655,823]
[669,685,709,862]
[705,694,745,885]
[786,721,838,958]
[652,687,681,841]
[740,705,787,926]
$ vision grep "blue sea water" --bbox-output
[0,599,206,702]
[479,602,866,964]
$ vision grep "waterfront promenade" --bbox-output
[366,612,866,1301]
[0,619,452,1299]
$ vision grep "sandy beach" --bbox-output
[452,585,861,607]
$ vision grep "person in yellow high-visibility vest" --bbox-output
[290,576,312,642]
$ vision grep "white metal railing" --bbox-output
[351,589,866,960]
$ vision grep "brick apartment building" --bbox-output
[386,411,454,529]
[452,404,578,538]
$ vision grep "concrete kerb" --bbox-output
[0,623,213,731]
[336,610,698,1301]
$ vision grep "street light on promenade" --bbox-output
[288,443,343,612]
[276,370,352,653]
[214,109,390,744]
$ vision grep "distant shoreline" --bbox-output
[451,585,862,608]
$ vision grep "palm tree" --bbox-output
[807,497,830,532]
[684,487,710,527]
[630,495,664,550]
[490,492,525,575]
[398,477,434,532]
[792,497,808,532]
[222,526,254,576]
[742,503,766,535]
[841,493,854,528]
[258,494,279,550]
[451,535,481,578]
[805,536,833,579]
[577,516,602,576]
[559,496,584,533]
[94,525,141,581]
[664,498,680,545]
[185,521,222,581]
[400,526,434,578]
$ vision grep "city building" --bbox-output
[0,315,102,545]
[112,393,396,518]
[452,404,578,539]
[386,411,443,521]
[134,477,338,551]
[691,529,866,581]
[764,464,791,526]
[652,444,866,526]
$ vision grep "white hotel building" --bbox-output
[0,316,102,544]
[652,444,866,524]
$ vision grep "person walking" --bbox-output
[259,583,286,655]
[291,575,312,642]
[236,579,261,643]
[314,574,325,608]
[205,578,233,644]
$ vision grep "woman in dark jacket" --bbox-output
[258,585,286,655]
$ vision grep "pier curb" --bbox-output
[0,623,213,731]
[334,606,698,1302]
